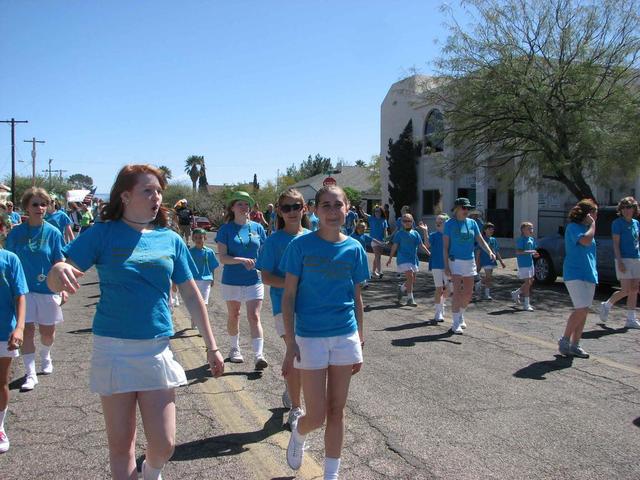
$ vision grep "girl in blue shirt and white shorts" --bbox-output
[281,185,369,480]
[48,165,225,480]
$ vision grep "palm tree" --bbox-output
[158,165,172,181]
[184,155,204,192]
[198,161,209,193]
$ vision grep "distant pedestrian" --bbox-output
[216,191,268,368]
[393,205,414,233]
[428,214,451,323]
[79,202,94,233]
[343,205,358,235]
[511,222,538,311]
[45,202,75,244]
[281,185,369,479]
[443,198,495,334]
[256,188,310,431]
[600,196,640,328]
[0,249,27,453]
[5,202,21,226]
[265,203,277,235]
[306,200,320,232]
[47,164,224,479]
[6,188,65,392]
[558,199,599,359]
[359,205,389,279]
[188,228,220,328]
[351,221,374,289]
[175,199,193,245]
[478,222,506,300]
[250,202,269,229]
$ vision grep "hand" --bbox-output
[7,327,23,351]
[618,258,626,273]
[48,262,84,294]
[500,261,506,269]
[282,343,300,378]
[444,266,452,277]
[489,253,496,262]
[585,213,595,225]
[241,258,256,270]
[207,350,225,378]
[386,258,392,266]
[352,362,363,375]
[417,221,428,232]
[60,291,69,306]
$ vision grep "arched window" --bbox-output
[424,109,444,153]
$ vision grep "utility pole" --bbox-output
[24,137,46,186]
[52,169,67,180]
[42,158,54,187]
[0,118,29,203]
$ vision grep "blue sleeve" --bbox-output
[257,223,267,243]
[516,237,525,250]
[215,224,230,247]
[62,212,72,227]
[10,254,29,297]
[281,240,303,277]
[472,220,481,238]
[256,239,277,273]
[63,223,104,271]
[612,219,622,236]
[493,238,500,252]
[352,243,370,283]
[208,249,220,270]
[443,220,452,238]
[172,237,195,283]
[365,234,373,247]
[392,231,400,245]
[567,223,585,247]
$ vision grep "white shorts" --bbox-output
[294,331,363,370]
[0,341,19,358]
[221,283,264,302]
[481,266,494,273]
[195,280,212,305]
[397,263,418,273]
[90,335,187,396]
[518,266,535,280]
[450,259,477,277]
[25,292,64,325]
[431,269,450,288]
[565,280,596,309]
[615,258,640,280]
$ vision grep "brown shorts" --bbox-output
[179,224,191,236]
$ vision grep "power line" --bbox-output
[0,118,29,203]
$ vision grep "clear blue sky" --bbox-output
[1,1,462,193]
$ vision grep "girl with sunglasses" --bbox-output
[256,188,310,431]
[6,188,65,392]
[444,198,495,334]
[216,191,268,369]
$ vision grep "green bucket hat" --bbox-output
[228,191,255,208]
[451,197,474,211]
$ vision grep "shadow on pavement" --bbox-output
[487,308,521,316]
[581,323,628,339]
[381,321,432,332]
[633,417,640,428]
[168,407,286,460]
[391,329,461,347]
[513,355,574,380]
[171,328,201,340]
[68,327,93,334]
[83,302,98,307]
[364,304,405,312]
[9,376,24,391]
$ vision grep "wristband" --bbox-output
[206,347,219,353]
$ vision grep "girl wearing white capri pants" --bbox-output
[6,188,65,391]
[47,164,225,480]
[558,199,599,359]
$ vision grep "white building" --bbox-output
[380,75,640,237]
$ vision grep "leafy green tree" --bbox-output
[4,175,76,207]
[387,120,421,218]
[368,154,382,194]
[430,0,640,201]
[198,160,209,193]
[286,154,333,182]
[355,159,367,167]
[158,165,172,180]
[68,173,94,189]
[184,155,204,192]
[343,187,362,207]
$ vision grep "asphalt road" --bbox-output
[2,244,639,479]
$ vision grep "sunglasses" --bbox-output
[31,202,47,208]
[622,205,636,209]
[460,206,471,210]
[280,203,303,213]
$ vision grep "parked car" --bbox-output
[534,206,618,285]
[192,216,213,231]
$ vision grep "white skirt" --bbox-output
[90,335,187,396]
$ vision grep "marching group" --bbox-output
[0,163,638,480]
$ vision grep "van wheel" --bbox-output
[534,252,557,285]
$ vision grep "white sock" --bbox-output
[435,303,442,315]
[453,312,461,324]
[460,307,466,315]
[23,353,36,377]
[408,293,414,300]
[40,344,52,360]
[0,408,6,431]
[143,460,163,480]
[252,337,264,357]
[230,335,240,350]
[485,288,491,296]
[524,297,531,308]
[627,310,636,320]
[324,457,341,480]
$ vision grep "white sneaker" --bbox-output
[20,375,38,392]
[287,407,304,432]
[142,459,163,480]
[523,305,535,312]
[255,354,268,370]
[286,429,306,470]
[459,317,467,329]
[0,430,9,453]
[511,290,521,305]
[450,318,463,334]
[41,356,53,375]
[406,298,417,307]
[625,317,640,329]
[228,347,244,363]
[282,387,292,409]
[600,302,611,322]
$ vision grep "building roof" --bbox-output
[289,166,379,198]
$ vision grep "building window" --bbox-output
[422,189,442,215]
[488,189,497,210]
[424,109,444,153]
[457,188,476,207]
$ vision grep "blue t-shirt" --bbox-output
[480,236,500,267]
[0,250,29,342]
[308,213,319,232]
[351,232,373,250]
[344,211,358,233]
[256,228,309,316]
[429,231,444,270]
[368,216,388,241]
[280,232,370,337]
[188,246,220,281]
[444,218,480,261]
[45,210,73,238]
[216,221,267,286]
[64,221,195,339]
[612,218,640,259]
[563,222,598,284]
[516,236,536,268]
[6,222,64,294]
[9,211,21,225]
[393,229,422,266]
